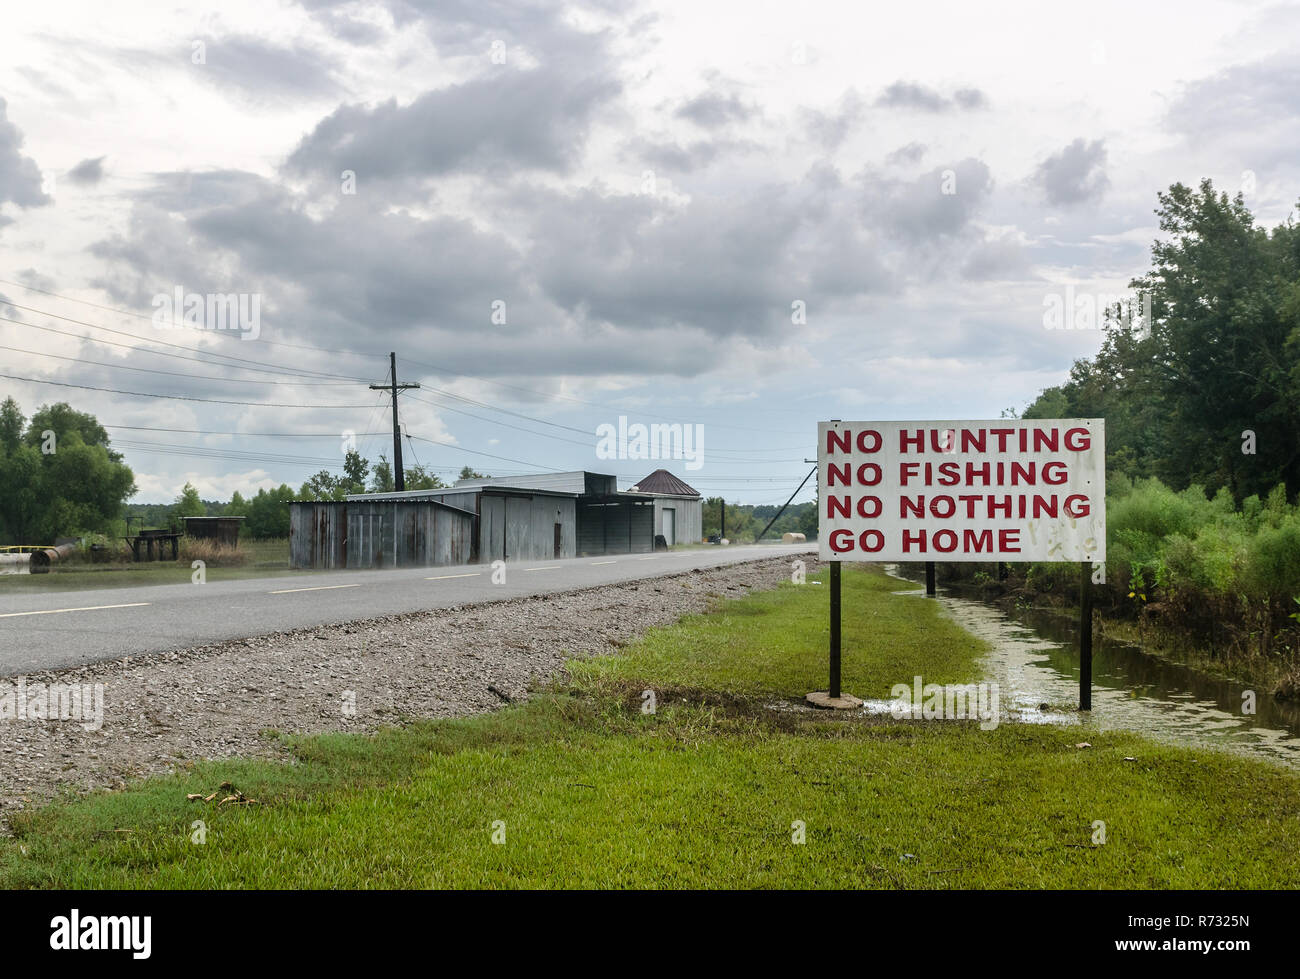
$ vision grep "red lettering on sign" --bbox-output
[856,463,882,486]
[856,430,882,453]
[857,496,882,518]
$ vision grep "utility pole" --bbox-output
[369,352,420,492]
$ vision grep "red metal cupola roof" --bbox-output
[631,469,700,497]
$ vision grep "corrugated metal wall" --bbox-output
[289,500,474,570]
[653,497,703,545]
[289,502,348,569]
[479,492,574,562]
[577,501,654,556]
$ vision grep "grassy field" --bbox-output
[3,565,1298,888]
[0,539,301,592]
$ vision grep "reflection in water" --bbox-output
[882,565,1300,769]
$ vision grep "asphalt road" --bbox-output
[0,543,815,676]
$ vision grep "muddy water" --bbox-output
[883,566,1300,769]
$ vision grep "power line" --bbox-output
[0,278,389,363]
[0,342,359,385]
[0,313,370,382]
[406,434,565,472]
[0,301,361,381]
[0,371,374,408]
[0,281,810,434]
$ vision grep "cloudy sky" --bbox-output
[1,0,1297,504]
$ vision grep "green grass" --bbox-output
[3,566,1299,889]
[572,568,978,699]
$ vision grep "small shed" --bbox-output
[289,499,475,570]
[627,470,703,546]
[183,516,245,547]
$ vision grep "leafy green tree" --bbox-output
[226,491,248,515]
[702,498,756,539]
[342,450,369,494]
[0,397,22,452]
[0,399,135,542]
[299,471,342,501]
[1024,179,1300,501]
[174,482,205,519]
[403,464,446,490]
[458,466,488,480]
[370,456,394,493]
[25,402,121,460]
[245,485,297,538]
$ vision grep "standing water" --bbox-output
[883,565,1300,770]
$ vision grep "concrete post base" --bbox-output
[805,691,863,710]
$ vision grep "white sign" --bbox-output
[817,419,1105,562]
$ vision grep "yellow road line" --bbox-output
[524,566,560,571]
[426,573,481,580]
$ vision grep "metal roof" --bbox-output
[453,471,617,495]
[627,469,700,497]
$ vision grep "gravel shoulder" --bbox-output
[0,555,811,830]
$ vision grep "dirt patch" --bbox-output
[0,554,814,831]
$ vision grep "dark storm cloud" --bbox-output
[512,183,811,337]
[299,0,627,63]
[0,98,50,209]
[800,89,866,150]
[319,10,390,46]
[872,159,994,241]
[18,268,57,292]
[629,135,758,173]
[1165,55,1300,167]
[886,142,927,165]
[876,81,988,112]
[961,235,1031,281]
[286,64,620,179]
[187,35,345,100]
[675,92,754,128]
[952,88,988,110]
[1033,137,1108,205]
[88,35,343,103]
[91,170,527,340]
[67,156,107,185]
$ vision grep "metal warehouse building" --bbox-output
[288,469,700,570]
[626,469,703,547]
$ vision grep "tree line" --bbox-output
[1024,179,1300,502]
[0,399,494,544]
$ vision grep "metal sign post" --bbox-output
[1079,562,1093,710]
[807,559,860,709]
[829,561,841,699]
